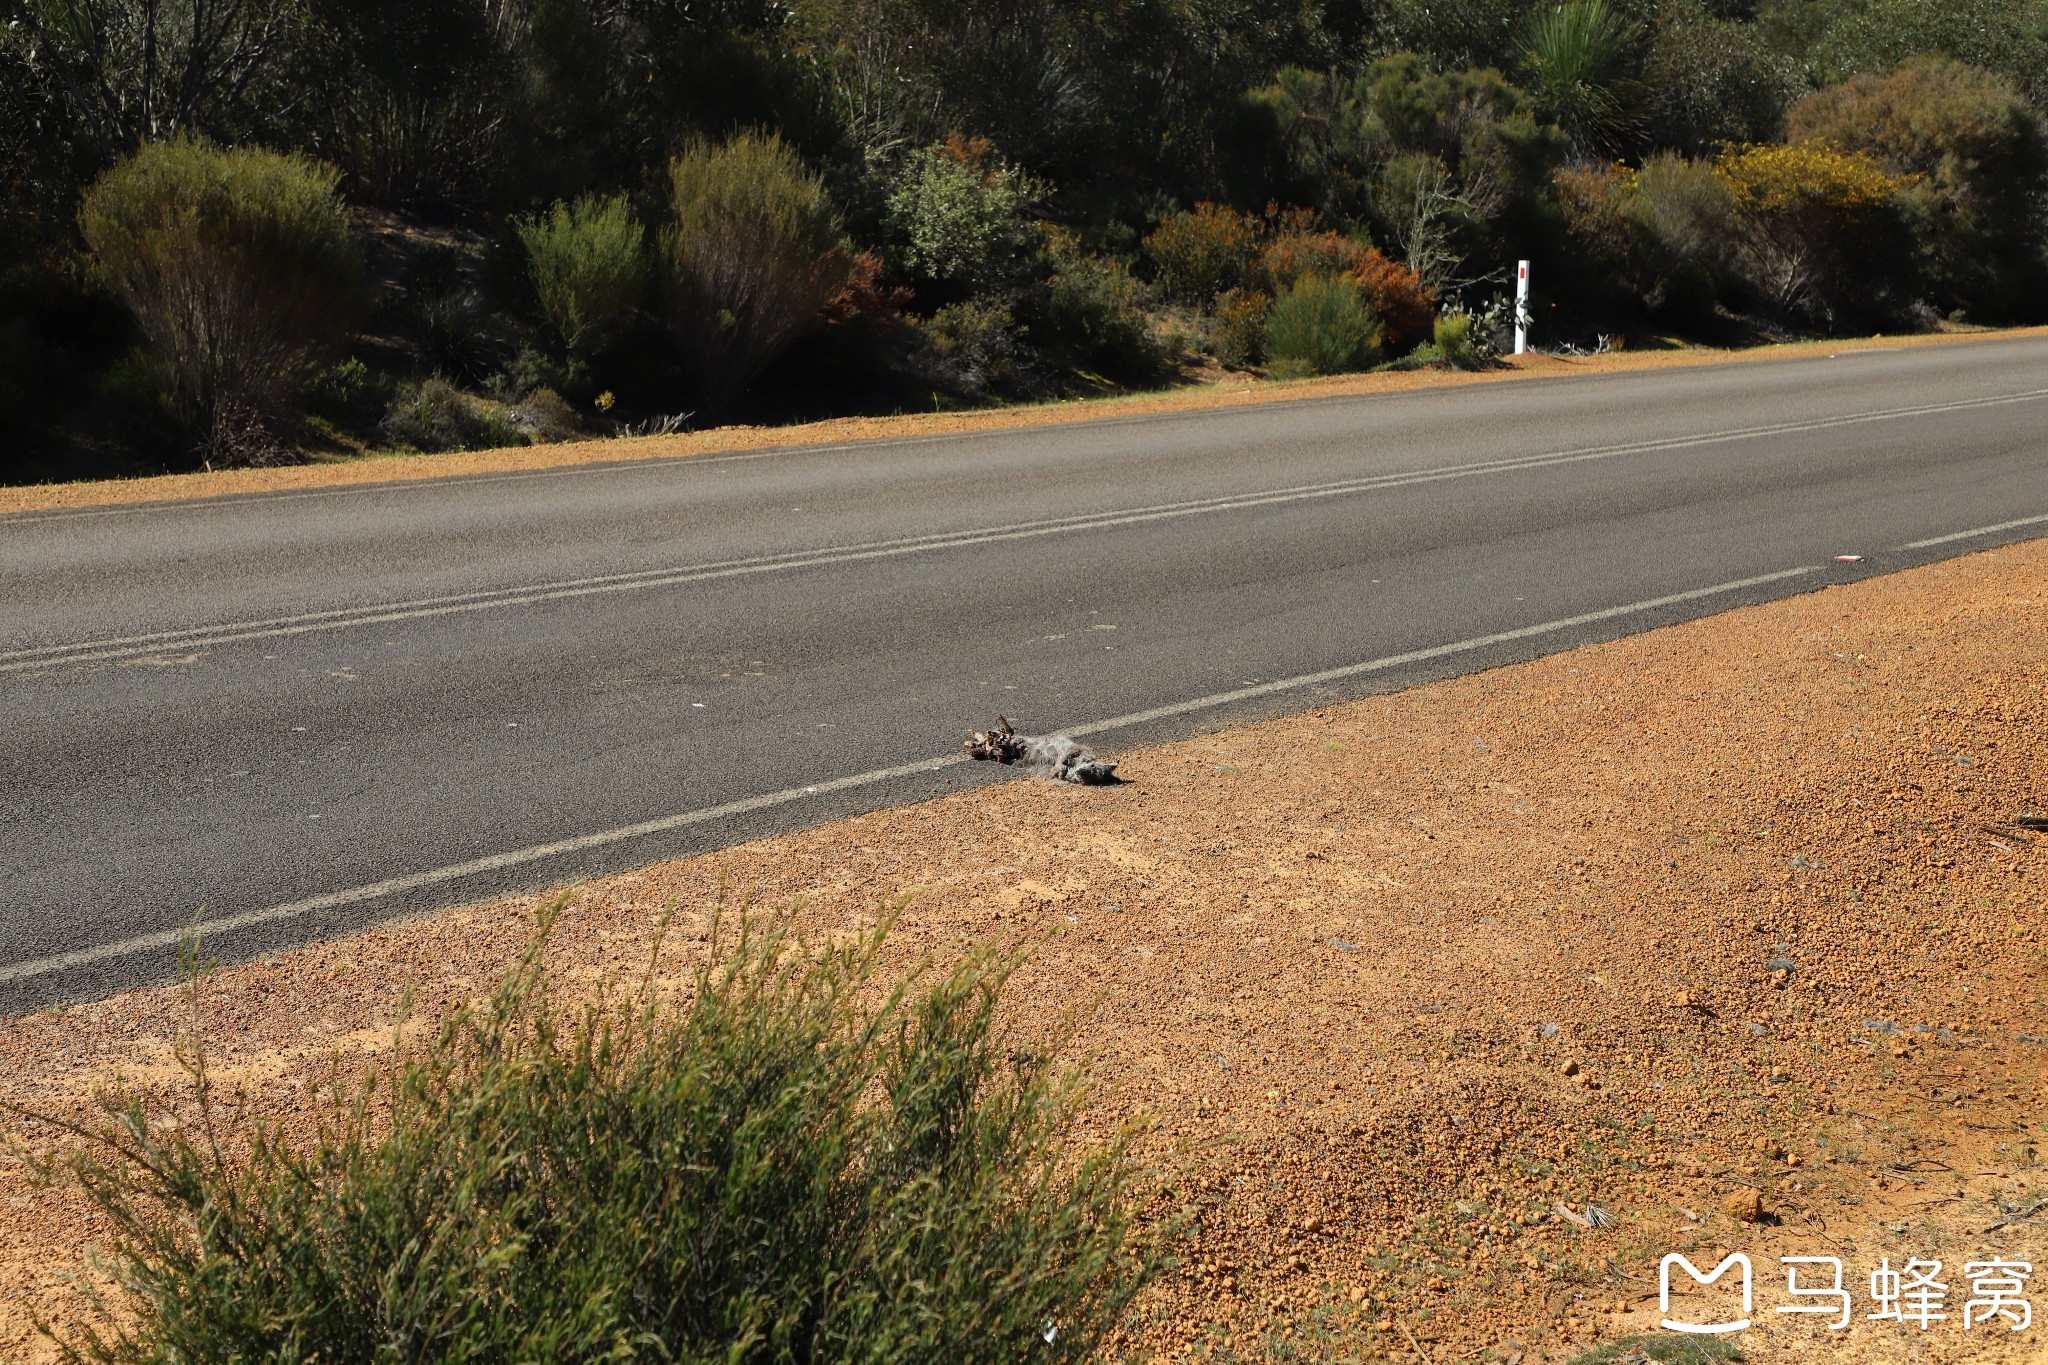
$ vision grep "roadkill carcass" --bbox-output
[963,716,1118,785]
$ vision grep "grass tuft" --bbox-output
[1567,1332,1742,1364]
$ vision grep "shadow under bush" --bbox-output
[29,909,1167,1362]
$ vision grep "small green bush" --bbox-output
[517,194,649,358]
[660,132,855,412]
[885,138,1037,292]
[378,376,527,452]
[1263,274,1381,377]
[1628,154,1734,276]
[42,912,1164,1362]
[78,138,362,466]
[916,298,1029,397]
[509,386,585,442]
[1433,310,1481,368]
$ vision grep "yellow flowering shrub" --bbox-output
[1706,142,1918,326]
[1712,142,1909,218]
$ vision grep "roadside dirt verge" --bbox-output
[5,539,2045,1363]
[6,325,2045,519]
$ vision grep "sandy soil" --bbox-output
[4,538,2046,1363]
[7,325,2046,519]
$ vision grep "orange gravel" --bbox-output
[5,325,2044,519]
[5,538,2046,1363]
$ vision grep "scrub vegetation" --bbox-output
[4,0,2046,481]
[26,910,1166,1362]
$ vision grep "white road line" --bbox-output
[1064,566,1818,738]
[0,563,1816,987]
[1899,512,2048,550]
[9,388,2038,673]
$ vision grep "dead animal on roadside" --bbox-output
[964,716,1118,785]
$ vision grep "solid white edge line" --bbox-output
[0,564,1817,988]
[1899,512,2048,550]
[1065,566,1817,738]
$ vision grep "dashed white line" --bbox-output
[1899,512,2048,550]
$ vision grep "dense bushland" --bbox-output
[27,912,1167,1361]
[4,0,2047,479]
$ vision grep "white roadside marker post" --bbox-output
[1514,259,1531,355]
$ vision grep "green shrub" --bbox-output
[78,138,362,466]
[1787,57,2048,320]
[42,912,1164,1362]
[659,132,855,412]
[1023,229,1167,385]
[1433,310,1482,368]
[1263,274,1382,378]
[508,386,585,443]
[378,376,527,452]
[517,194,648,358]
[1143,202,1260,303]
[1253,220,1439,352]
[1617,153,1734,328]
[885,137,1037,292]
[1627,153,1734,273]
[915,298,1029,397]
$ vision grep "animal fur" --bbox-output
[964,715,1118,785]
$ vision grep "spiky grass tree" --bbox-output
[1522,0,1643,159]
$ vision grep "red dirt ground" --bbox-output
[4,538,2045,1363]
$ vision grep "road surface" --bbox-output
[4,337,2045,1011]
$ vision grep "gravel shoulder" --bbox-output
[5,539,2045,1362]
[6,325,2045,519]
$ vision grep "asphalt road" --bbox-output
[5,338,2046,1011]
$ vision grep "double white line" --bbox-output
[7,387,2042,675]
